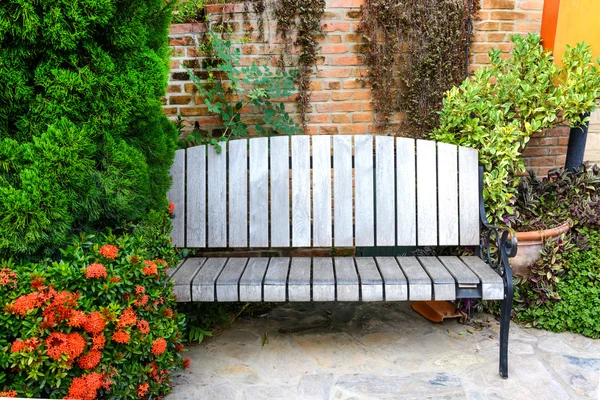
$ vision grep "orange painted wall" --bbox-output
[544,0,600,62]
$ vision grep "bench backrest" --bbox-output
[167,135,480,249]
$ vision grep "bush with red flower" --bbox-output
[0,212,188,399]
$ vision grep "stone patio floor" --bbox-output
[168,302,600,399]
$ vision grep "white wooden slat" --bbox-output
[166,260,185,278]
[186,145,206,248]
[396,138,416,246]
[355,135,374,246]
[264,258,290,302]
[312,136,333,247]
[334,257,359,301]
[172,258,206,302]
[438,256,479,285]
[416,140,437,246]
[396,257,431,301]
[417,257,455,301]
[239,258,269,302]
[250,137,269,247]
[168,149,185,247]
[374,257,408,301]
[207,146,227,247]
[270,136,290,247]
[333,135,353,247]
[216,258,248,301]
[292,136,311,247]
[376,136,395,246]
[312,257,335,301]
[288,258,311,301]
[459,146,480,246]
[191,258,228,301]
[460,256,504,300]
[437,143,459,245]
[355,258,383,301]
[228,140,248,247]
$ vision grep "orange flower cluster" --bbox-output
[151,338,167,356]
[138,382,149,397]
[84,312,106,334]
[149,361,169,384]
[183,357,191,370]
[78,349,102,370]
[134,294,148,307]
[109,276,121,283]
[11,337,40,353]
[42,290,80,328]
[0,390,17,398]
[137,319,150,335]
[45,332,85,361]
[65,372,104,400]
[30,275,45,289]
[168,201,175,214]
[85,264,107,279]
[0,268,17,287]
[92,334,105,350]
[11,292,42,316]
[98,244,119,259]
[117,307,137,328]
[112,330,130,344]
[142,260,158,276]
[135,285,145,294]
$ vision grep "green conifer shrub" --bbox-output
[0,0,178,257]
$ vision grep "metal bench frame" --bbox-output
[166,135,517,378]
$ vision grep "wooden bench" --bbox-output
[166,135,517,378]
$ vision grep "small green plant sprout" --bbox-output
[187,28,301,152]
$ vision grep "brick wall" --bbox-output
[164,0,579,175]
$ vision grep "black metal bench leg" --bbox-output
[499,266,513,379]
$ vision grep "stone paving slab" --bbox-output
[168,303,600,400]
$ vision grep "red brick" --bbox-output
[169,23,207,35]
[167,85,181,93]
[316,103,362,113]
[328,35,342,43]
[304,126,319,134]
[329,0,364,7]
[307,114,330,123]
[548,146,567,156]
[321,126,340,134]
[310,92,330,102]
[316,68,352,78]
[487,33,507,42]
[332,56,363,65]
[332,114,351,123]
[344,34,363,42]
[475,21,500,31]
[169,36,194,46]
[320,45,349,54]
[170,60,180,69]
[340,124,367,134]
[171,47,185,57]
[345,10,362,19]
[343,79,365,89]
[180,107,210,116]
[353,113,373,123]
[169,96,192,105]
[529,156,556,167]
[184,83,196,93]
[321,22,351,32]
[162,107,178,116]
[327,81,342,90]
[547,126,570,137]
[500,22,515,30]
[482,0,515,9]
[490,11,526,20]
[522,147,548,156]
[518,1,544,10]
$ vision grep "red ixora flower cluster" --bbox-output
[137,319,150,335]
[112,330,130,344]
[0,390,17,398]
[11,337,40,353]
[45,332,85,361]
[142,260,158,276]
[168,201,175,214]
[137,382,149,397]
[151,338,167,356]
[65,372,104,400]
[78,349,102,370]
[98,244,119,259]
[117,307,137,328]
[85,263,107,279]
[0,267,17,287]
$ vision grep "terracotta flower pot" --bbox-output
[510,222,570,277]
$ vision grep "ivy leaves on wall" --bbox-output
[274,0,326,130]
[361,0,480,136]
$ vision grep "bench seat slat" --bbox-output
[264,258,290,302]
[396,257,431,301]
[460,256,504,300]
[333,136,353,247]
[216,258,248,301]
[288,258,311,301]
[375,257,408,301]
[355,257,383,301]
[438,256,480,285]
[192,258,227,302]
[239,258,269,302]
[312,257,335,301]
[172,258,206,302]
[417,257,456,301]
[334,257,359,301]
[228,139,248,247]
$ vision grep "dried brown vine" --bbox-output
[274,0,325,130]
[361,0,480,135]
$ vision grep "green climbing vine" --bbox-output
[361,0,479,135]
[274,0,326,129]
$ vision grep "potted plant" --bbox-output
[508,165,600,276]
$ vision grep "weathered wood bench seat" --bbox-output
[167,135,517,378]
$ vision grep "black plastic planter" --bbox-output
[565,113,590,171]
